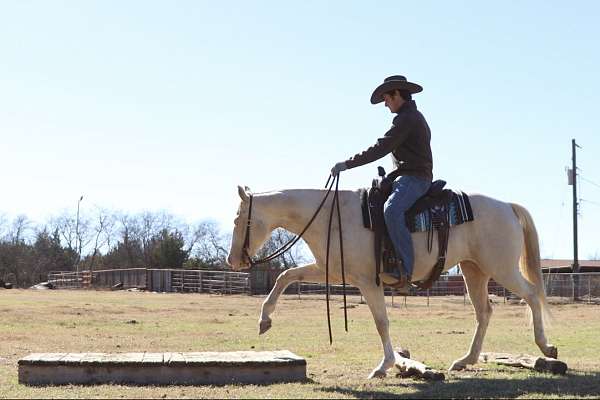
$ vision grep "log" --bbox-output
[479,352,567,375]
[394,349,445,381]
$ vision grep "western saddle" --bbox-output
[360,167,454,289]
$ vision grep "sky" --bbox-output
[1,1,599,260]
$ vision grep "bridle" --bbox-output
[240,192,255,267]
[241,175,335,267]
[239,175,348,343]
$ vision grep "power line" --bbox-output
[580,198,600,207]
[580,176,600,190]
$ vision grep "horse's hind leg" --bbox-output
[259,263,323,335]
[525,293,557,358]
[494,269,558,358]
[490,267,557,359]
[450,261,493,371]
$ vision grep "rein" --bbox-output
[241,175,348,344]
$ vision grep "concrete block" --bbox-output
[18,351,306,385]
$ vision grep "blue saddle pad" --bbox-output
[407,191,474,233]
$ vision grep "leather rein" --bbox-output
[240,175,348,343]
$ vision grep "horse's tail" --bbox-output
[510,203,551,323]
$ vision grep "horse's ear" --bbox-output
[238,185,249,202]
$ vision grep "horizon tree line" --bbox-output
[0,208,309,287]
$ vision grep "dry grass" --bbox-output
[1,289,599,398]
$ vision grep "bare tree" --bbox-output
[192,221,229,266]
[8,215,32,244]
[259,228,311,269]
[50,211,77,252]
[0,213,8,241]
[112,213,143,268]
[86,208,116,271]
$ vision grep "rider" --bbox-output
[330,75,433,291]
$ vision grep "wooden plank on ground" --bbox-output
[18,351,307,385]
[394,349,445,381]
[479,352,567,375]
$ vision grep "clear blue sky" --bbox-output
[1,1,599,259]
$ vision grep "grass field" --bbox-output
[1,289,599,399]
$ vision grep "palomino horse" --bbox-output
[227,185,557,378]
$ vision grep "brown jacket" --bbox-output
[345,100,433,181]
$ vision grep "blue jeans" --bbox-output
[383,175,431,278]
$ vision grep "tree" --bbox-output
[8,215,32,244]
[254,228,311,270]
[85,208,115,271]
[31,228,76,281]
[188,221,229,268]
[148,229,189,268]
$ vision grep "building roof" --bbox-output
[541,259,600,268]
[540,259,600,273]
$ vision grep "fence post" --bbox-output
[589,275,592,304]
[427,289,430,307]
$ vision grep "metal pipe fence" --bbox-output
[293,273,600,305]
[543,272,600,303]
[46,269,600,304]
[171,269,249,294]
[48,271,86,289]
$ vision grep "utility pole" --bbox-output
[570,139,580,300]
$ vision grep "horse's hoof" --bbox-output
[449,361,467,371]
[368,369,387,379]
[544,345,558,359]
[258,319,272,335]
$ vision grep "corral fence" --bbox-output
[47,269,600,303]
[289,275,506,297]
[48,268,249,295]
[544,272,600,303]
[289,276,505,306]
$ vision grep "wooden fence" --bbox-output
[48,268,249,295]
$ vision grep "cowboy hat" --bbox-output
[370,75,423,104]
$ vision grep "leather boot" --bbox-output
[379,268,411,295]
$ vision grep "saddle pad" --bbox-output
[407,191,474,233]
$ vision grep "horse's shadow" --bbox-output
[317,370,600,399]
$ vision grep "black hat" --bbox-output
[370,75,423,104]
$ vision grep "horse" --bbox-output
[226,184,557,378]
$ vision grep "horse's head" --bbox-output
[226,185,272,270]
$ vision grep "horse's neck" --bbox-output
[257,189,330,237]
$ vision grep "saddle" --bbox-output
[360,167,473,289]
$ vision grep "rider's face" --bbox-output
[383,92,404,113]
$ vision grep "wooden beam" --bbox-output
[394,349,445,381]
[479,352,567,375]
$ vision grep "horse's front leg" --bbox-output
[360,284,396,379]
[259,263,323,335]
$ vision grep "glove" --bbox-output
[330,161,348,177]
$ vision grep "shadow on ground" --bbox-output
[317,370,600,399]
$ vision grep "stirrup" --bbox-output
[378,270,409,287]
